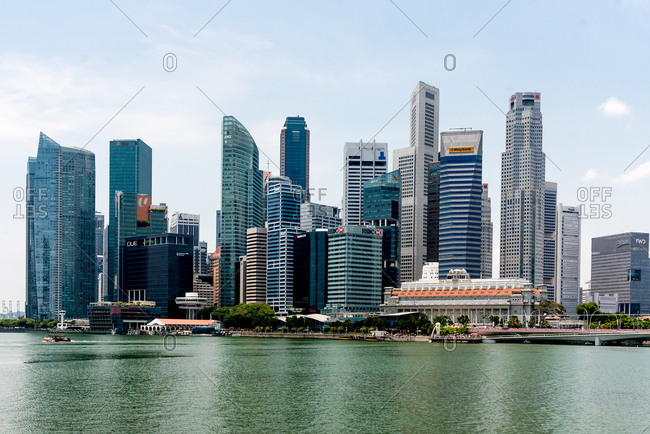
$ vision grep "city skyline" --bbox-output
[4,2,650,305]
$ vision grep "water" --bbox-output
[1,332,649,433]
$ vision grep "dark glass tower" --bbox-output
[26,133,96,319]
[280,116,310,195]
[438,130,483,278]
[220,116,264,307]
[107,139,153,302]
[363,170,401,288]
[294,231,328,313]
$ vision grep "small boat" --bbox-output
[338,337,352,340]
[43,334,71,343]
[364,338,378,342]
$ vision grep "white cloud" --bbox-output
[598,97,632,117]
[614,161,650,184]
[582,168,600,181]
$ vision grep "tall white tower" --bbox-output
[500,92,545,286]
[394,82,439,282]
[343,140,388,226]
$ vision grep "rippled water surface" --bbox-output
[1,332,649,433]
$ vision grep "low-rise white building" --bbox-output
[381,263,546,324]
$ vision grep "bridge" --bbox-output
[477,329,650,346]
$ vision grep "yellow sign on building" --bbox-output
[448,146,474,153]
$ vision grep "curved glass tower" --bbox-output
[220,116,264,306]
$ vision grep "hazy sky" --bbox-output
[2,0,650,308]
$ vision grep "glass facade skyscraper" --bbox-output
[294,230,328,313]
[266,176,303,315]
[363,170,401,288]
[280,116,310,194]
[107,139,153,302]
[324,226,383,314]
[438,130,483,279]
[220,116,264,307]
[26,133,96,320]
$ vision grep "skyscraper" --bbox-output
[220,116,264,307]
[170,212,200,247]
[591,233,650,314]
[363,170,401,289]
[26,133,96,320]
[245,227,267,304]
[294,230,329,313]
[500,92,545,286]
[427,162,441,263]
[194,241,208,275]
[343,140,388,226]
[543,182,558,300]
[394,81,439,282]
[107,139,153,302]
[266,176,303,315]
[324,226,383,314]
[481,184,493,279]
[438,130,483,278]
[215,210,221,248]
[122,233,193,318]
[556,204,580,314]
[95,213,105,301]
[280,116,310,194]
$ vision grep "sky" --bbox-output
[2,0,650,309]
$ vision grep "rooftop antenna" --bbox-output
[267,160,270,172]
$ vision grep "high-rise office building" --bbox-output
[591,232,650,314]
[363,170,401,289]
[324,226,383,314]
[107,139,153,302]
[500,92,545,286]
[300,202,342,231]
[245,227,267,304]
[555,204,580,314]
[438,130,483,279]
[122,233,193,318]
[543,182,558,300]
[343,140,388,226]
[26,133,96,320]
[427,162,441,264]
[394,81,439,282]
[266,176,303,315]
[280,116,310,194]
[481,184,493,279]
[210,248,220,307]
[220,116,265,307]
[95,212,105,302]
[170,212,200,247]
[293,230,329,313]
[193,241,208,275]
[215,210,221,248]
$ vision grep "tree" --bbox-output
[457,315,470,327]
[433,315,450,327]
[537,300,567,316]
[488,315,500,326]
[576,302,600,320]
[528,317,536,328]
[507,316,522,328]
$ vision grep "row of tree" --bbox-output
[576,302,650,329]
[0,318,59,329]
